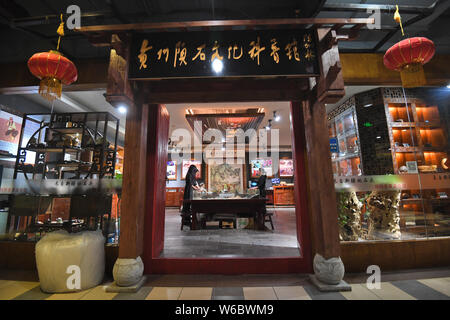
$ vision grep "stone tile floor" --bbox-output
[1,268,449,300]
[160,207,301,258]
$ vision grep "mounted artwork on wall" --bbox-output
[279,159,294,177]
[207,163,244,193]
[182,159,202,179]
[250,158,273,178]
[166,160,177,180]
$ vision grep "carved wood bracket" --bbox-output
[314,28,345,104]
[105,33,135,108]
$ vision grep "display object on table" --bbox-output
[271,178,280,185]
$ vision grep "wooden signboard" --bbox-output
[129,29,319,79]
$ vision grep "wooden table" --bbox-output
[184,198,267,230]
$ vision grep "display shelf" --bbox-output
[48,127,85,135]
[13,112,119,180]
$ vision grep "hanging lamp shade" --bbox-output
[383,37,435,88]
[27,50,78,101]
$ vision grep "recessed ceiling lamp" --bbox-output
[118,105,127,114]
[364,103,373,108]
[273,111,280,122]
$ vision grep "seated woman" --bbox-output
[248,168,268,229]
[250,168,267,199]
[181,165,201,227]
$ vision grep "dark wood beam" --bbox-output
[1,53,449,94]
[76,18,374,33]
[0,58,108,93]
[340,53,450,86]
[140,78,310,104]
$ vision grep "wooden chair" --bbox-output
[180,213,191,230]
[264,212,274,230]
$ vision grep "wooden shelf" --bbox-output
[394,146,421,153]
[49,127,84,135]
[26,146,83,153]
[390,122,416,128]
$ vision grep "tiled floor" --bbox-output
[1,270,449,300]
[161,207,300,258]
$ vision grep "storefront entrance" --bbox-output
[105,25,346,276]
[138,96,313,274]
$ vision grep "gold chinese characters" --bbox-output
[137,34,315,69]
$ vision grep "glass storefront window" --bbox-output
[330,87,450,241]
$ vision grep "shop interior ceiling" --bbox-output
[166,102,293,147]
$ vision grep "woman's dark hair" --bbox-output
[186,164,199,178]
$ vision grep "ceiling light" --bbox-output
[447,83,450,89]
[364,104,373,108]
[274,111,280,122]
[118,105,127,114]
[212,58,223,73]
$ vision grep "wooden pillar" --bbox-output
[143,104,170,269]
[298,28,346,261]
[103,33,149,260]
[118,101,148,259]
[290,101,313,271]
[301,98,340,259]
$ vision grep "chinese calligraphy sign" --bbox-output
[129,30,319,79]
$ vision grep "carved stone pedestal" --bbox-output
[310,253,351,292]
[105,256,146,293]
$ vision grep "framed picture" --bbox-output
[181,160,202,179]
[207,163,244,193]
[0,110,40,164]
[406,161,418,173]
[279,159,294,177]
[166,160,177,180]
[250,159,273,178]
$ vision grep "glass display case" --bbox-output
[328,105,362,176]
[193,189,259,200]
[330,87,450,241]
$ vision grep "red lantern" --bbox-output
[383,37,435,88]
[27,50,78,101]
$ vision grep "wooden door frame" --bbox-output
[141,95,313,274]
[108,27,345,274]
